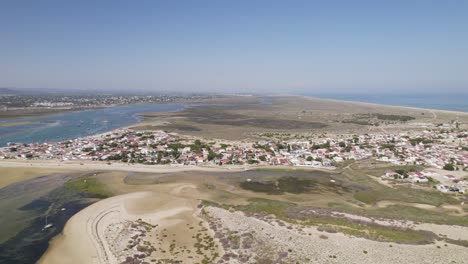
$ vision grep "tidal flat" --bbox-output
[0,170,107,264]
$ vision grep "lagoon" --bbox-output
[0,103,185,147]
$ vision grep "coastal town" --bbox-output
[1,127,467,194]
[0,91,220,111]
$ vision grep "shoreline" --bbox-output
[296,95,468,115]
[2,95,466,123]
[2,94,466,147]
[1,95,466,263]
[0,160,336,175]
[38,189,219,264]
[0,105,112,120]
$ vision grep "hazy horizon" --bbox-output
[2,1,468,94]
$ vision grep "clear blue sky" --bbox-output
[1,0,467,94]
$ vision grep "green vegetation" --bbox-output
[311,141,330,150]
[207,150,220,161]
[445,238,468,248]
[380,143,395,150]
[253,143,274,153]
[443,163,455,171]
[394,167,417,176]
[372,114,415,122]
[236,198,293,218]
[64,178,112,198]
[342,119,375,126]
[240,180,280,194]
[346,164,458,206]
[345,113,415,126]
[254,167,301,172]
[304,216,435,244]
[353,183,458,206]
[409,137,435,146]
[258,132,291,139]
[232,198,436,244]
[240,176,314,194]
[331,204,468,226]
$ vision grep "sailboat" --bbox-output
[43,215,54,230]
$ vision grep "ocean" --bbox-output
[301,93,468,113]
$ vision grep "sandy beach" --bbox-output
[39,188,221,264]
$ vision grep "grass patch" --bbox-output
[64,178,112,198]
[233,198,435,244]
[240,176,315,194]
[359,164,424,177]
[240,181,280,194]
[331,204,468,226]
[253,168,308,172]
[236,198,294,218]
[445,238,468,248]
[353,186,459,206]
[278,177,315,193]
[305,216,434,244]
[354,191,380,204]
[346,166,459,206]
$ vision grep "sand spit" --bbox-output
[203,206,468,264]
[39,191,221,264]
[0,160,251,174]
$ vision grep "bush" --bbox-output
[443,163,455,171]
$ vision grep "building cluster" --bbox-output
[382,169,467,194]
[0,94,219,110]
[0,129,467,173]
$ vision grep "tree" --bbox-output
[208,150,218,161]
[443,163,455,171]
[306,156,313,161]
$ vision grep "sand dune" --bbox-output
[38,190,215,264]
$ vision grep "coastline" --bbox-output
[297,95,468,115]
[0,160,336,175]
[38,189,219,264]
[0,105,112,120]
[2,94,467,263]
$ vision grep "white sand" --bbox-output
[38,191,196,264]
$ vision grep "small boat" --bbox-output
[43,216,54,230]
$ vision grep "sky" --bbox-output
[1,0,468,94]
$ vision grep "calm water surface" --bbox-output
[0,103,185,146]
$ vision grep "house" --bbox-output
[410,175,428,183]
[436,184,449,193]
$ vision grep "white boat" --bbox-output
[43,216,54,230]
